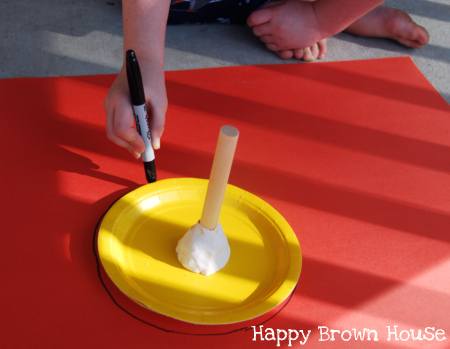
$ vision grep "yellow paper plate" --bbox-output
[97,178,301,324]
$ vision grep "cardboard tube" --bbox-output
[200,125,239,230]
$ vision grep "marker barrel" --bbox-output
[132,103,155,163]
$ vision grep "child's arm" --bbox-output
[247,0,384,53]
[104,0,170,158]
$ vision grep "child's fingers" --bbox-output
[148,104,166,150]
[114,121,145,155]
[125,146,142,160]
[106,121,142,159]
[114,109,146,154]
[106,101,146,156]
[105,102,128,149]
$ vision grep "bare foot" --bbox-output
[247,0,327,61]
[276,39,328,61]
[345,5,429,48]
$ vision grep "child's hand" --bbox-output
[104,65,167,159]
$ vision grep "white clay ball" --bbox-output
[176,222,230,276]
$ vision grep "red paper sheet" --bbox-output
[1,57,449,348]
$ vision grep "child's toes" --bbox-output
[302,46,316,61]
[293,49,304,60]
[277,50,295,60]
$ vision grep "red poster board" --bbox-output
[1,57,449,348]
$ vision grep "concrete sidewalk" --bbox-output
[0,0,449,103]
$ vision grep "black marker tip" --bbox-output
[144,161,157,183]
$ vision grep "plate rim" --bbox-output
[97,178,302,324]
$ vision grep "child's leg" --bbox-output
[167,0,326,61]
[168,0,269,24]
[344,5,429,48]
[248,0,429,61]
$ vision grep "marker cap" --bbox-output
[126,50,145,106]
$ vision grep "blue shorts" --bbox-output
[168,0,271,24]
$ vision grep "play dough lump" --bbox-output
[176,222,230,276]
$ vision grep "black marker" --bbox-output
[126,50,157,183]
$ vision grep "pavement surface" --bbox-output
[0,0,449,104]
